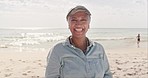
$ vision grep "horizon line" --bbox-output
[0,27,147,30]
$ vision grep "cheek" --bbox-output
[84,23,90,29]
[68,23,75,29]
[86,22,90,29]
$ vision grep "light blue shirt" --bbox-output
[45,37,112,78]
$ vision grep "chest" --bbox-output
[60,54,105,78]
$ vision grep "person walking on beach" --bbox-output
[136,34,140,48]
[45,5,112,78]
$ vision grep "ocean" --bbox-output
[0,28,147,52]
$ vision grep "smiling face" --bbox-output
[68,11,90,38]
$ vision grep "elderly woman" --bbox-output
[45,6,112,78]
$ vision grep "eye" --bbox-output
[81,19,87,22]
[71,19,77,22]
[71,19,77,21]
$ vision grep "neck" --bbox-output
[70,36,88,52]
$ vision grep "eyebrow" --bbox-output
[71,17,76,19]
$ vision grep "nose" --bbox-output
[76,21,82,25]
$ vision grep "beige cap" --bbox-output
[66,6,91,20]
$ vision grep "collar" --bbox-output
[62,36,95,48]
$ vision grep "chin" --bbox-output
[72,34,86,38]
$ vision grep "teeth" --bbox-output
[75,28,82,32]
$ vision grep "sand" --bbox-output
[106,47,147,78]
[0,51,48,78]
[0,42,147,78]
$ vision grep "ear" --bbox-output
[68,24,70,29]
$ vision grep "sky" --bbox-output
[0,0,147,29]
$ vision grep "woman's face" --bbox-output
[68,11,90,38]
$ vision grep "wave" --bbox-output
[3,33,66,46]
[90,37,134,41]
[9,40,40,46]
[0,32,147,47]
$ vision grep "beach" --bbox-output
[107,47,147,78]
[0,41,147,78]
[0,28,147,78]
[0,51,47,78]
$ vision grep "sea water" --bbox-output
[0,28,147,52]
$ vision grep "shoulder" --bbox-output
[47,40,65,58]
[92,42,107,60]
[90,41,105,54]
[50,40,65,51]
[88,38,105,51]
[93,41,104,49]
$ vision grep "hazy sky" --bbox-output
[0,0,147,29]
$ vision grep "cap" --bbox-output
[66,6,91,20]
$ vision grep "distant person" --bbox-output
[45,6,112,78]
[136,34,140,48]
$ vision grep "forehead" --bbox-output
[70,11,89,18]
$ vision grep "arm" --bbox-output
[45,47,61,78]
[102,48,113,78]
[103,53,112,78]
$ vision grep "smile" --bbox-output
[74,28,83,32]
